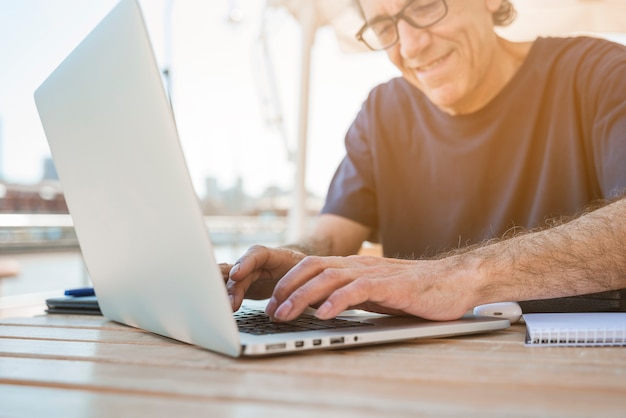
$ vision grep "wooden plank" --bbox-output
[0,337,233,368]
[1,357,624,417]
[0,314,135,330]
[0,324,184,345]
[2,328,626,392]
[0,384,383,418]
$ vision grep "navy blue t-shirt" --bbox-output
[322,37,626,259]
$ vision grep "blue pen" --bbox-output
[64,287,95,297]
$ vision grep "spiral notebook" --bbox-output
[524,313,626,347]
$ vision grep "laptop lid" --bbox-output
[34,0,509,358]
[34,0,241,357]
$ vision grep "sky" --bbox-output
[0,0,397,198]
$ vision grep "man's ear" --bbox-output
[485,0,503,13]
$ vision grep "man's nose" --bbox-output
[397,19,432,58]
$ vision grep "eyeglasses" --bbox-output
[356,0,448,51]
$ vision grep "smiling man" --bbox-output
[222,0,626,322]
[359,0,528,115]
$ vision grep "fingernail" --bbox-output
[229,262,240,278]
[274,300,293,321]
[265,296,278,315]
[315,301,332,319]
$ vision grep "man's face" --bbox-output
[359,0,503,115]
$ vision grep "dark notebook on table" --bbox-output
[46,296,101,315]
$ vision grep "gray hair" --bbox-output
[356,0,518,27]
[493,0,517,26]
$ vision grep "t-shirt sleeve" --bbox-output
[587,40,626,199]
[321,95,379,232]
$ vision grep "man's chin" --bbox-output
[402,75,462,111]
[424,91,466,115]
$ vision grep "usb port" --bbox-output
[295,341,304,348]
[330,337,345,345]
[265,343,286,351]
[312,339,322,346]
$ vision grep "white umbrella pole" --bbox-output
[287,3,318,243]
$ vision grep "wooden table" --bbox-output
[1,314,625,417]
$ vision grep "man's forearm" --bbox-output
[468,197,626,304]
[283,214,371,257]
[283,239,334,256]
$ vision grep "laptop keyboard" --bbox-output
[235,306,373,335]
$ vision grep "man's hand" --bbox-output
[265,255,477,322]
[224,198,626,321]
[223,245,306,311]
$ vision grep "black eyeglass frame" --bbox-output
[355,0,449,51]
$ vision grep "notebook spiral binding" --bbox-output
[530,328,626,346]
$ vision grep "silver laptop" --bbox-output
[34,0,509,357]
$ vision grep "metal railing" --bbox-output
[0,214,291,252]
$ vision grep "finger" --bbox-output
[228,245,306,310]
[227,269,265,311]
[229,245,304,281]
[314,278,375,320]
[265,256,332,318]
[274,268,360,321]
[314,269,419,319]
[218,263,232,283]
[228,245,271,281]
[269,259,358,321]
[226,245,279,310]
